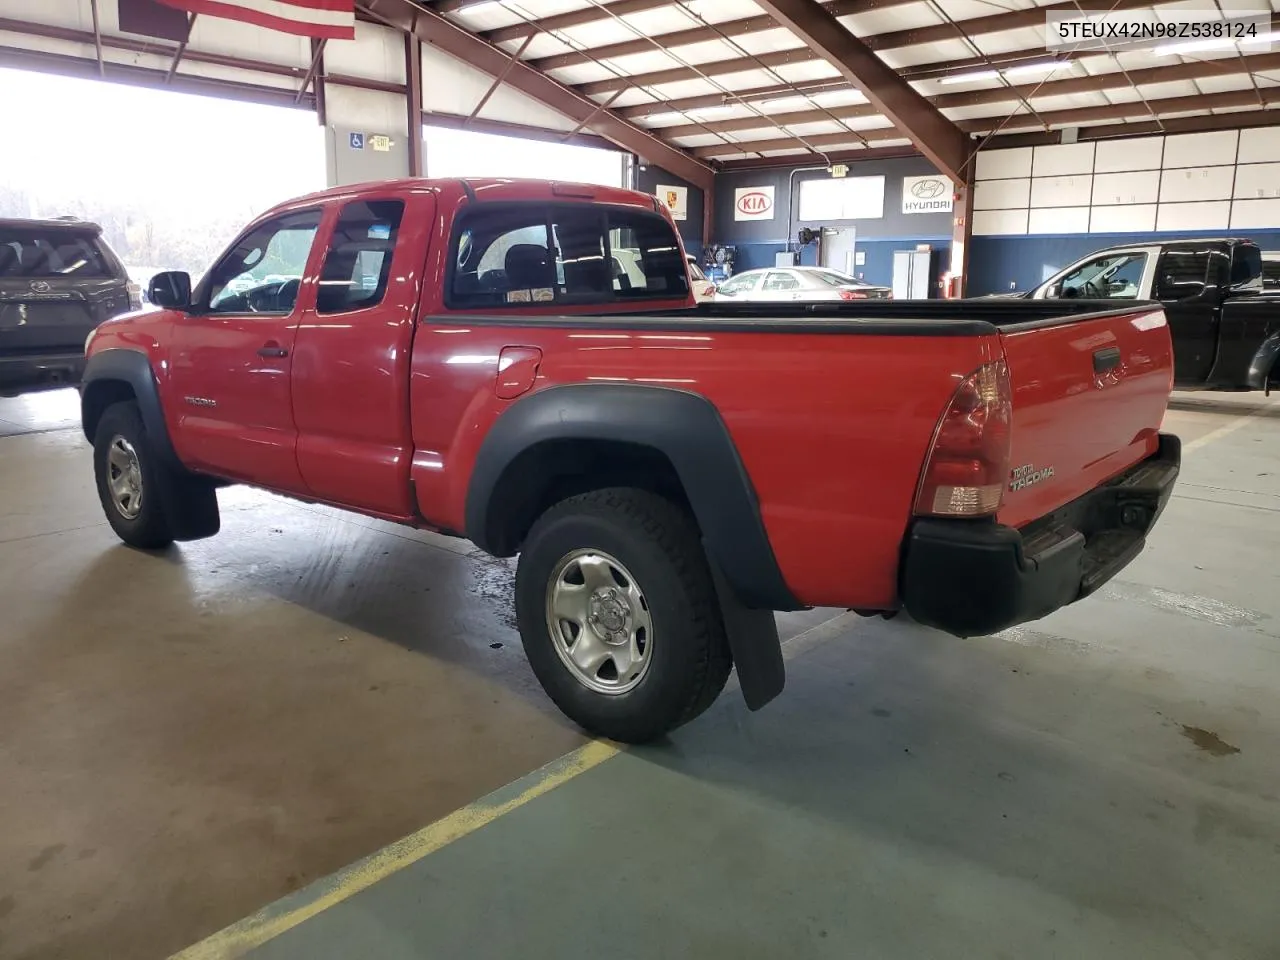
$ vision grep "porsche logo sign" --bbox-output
[734,186,775,221]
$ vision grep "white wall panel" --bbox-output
[1230,198,1280,229]
[1030,174,1093,208]
[1158,165,1235,203]
[1161,130,1238,169]
[973,209,1029,236]
[1093,136,1164,173]
[1233,163,1280,199]
[1031,142,1095,177]
[325,86,408,137]
[1092,170,1160,206]
[973,177,1030,210]
[1090,204,1157,233]
[1238,126,1280,165]
[975,147,1033,180]
[324,22,406,84]
[421,45,575,132]
[1029,206,1090,234]
[1156,201,1231,231]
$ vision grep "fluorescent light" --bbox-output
[456,0,504,13]
[641,111,685,124]
[1152,29,1280,56]
[939,69,1000,85]
[686,105,736,119]
[1003,61,1073,77]
[938,61,1071,85]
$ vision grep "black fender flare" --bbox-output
[466,383,799,611]
[1246,331,1280,393]
[466,383,795,710]
[80,348,179,466]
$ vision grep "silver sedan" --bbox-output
[714,266,892,302]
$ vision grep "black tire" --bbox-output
[93,401,174,549]
[515,487,732,744]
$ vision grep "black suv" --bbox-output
[0,217,138,396]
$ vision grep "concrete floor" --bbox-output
[3,389,1280,959]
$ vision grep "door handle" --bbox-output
[1093,346,1122,374]
[257,343,289,358]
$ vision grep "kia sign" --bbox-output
[902,175,954,214]
[734,186,775,221]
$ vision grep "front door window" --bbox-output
[202,210,322,315]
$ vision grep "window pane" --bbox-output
[607,209,687,300]
[451,207,551,307]
[206,210,320,314]
[317,200,404,315]
[554,208,609,299]
[0,229,112,278]
[1155,249,1209,300]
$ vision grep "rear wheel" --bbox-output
[93,402,174,549]
[515,488,732,744]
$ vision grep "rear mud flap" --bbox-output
[706,549,785,710]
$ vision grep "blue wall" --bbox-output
[970,229,1280,296]
[713,157,955,290]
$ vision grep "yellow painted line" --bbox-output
[1181,405,1269,454]
[170,738,620,960]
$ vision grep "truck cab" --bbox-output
[1027,238,1277,390]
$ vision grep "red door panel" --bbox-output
[291,190,436,517]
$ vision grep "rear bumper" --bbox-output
[900,433,1181,637]
[0,352,86,395]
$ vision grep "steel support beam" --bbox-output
[693,126,905,160]
[357,0,714,190]
[406,32,423,176]
[164,13,196,82]
[750,0,970,181]
[89,0,104,75]
[715,143,921,172]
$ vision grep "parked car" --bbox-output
[987,238,1279,391]
[79,178,1179,743]
[715,266,892,302]
[0,217,138,396]
[686,255,717,303]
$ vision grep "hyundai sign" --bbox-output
[902,175,953,215]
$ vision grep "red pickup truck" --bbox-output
[79,178,1180,743]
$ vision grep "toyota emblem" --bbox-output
[30,280,51,293]
[911,179,946,200]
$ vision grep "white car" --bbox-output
[685,255,717,303]
[714,266,892,302]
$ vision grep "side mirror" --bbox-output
[1046,283,1061,299]
[148,271,192,310]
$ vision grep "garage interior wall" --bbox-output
[970,127,1280,295]
[711,157,954,288]
[636,166,705,256]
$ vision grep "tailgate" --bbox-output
[996,305,1173,529]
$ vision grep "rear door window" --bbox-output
[317,200,404,314]
[1155,248,1211,301]
[449,203,687,309]
[0,229,114,278]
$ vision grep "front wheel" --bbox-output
[93,401,174,549]
[515,488,732,744]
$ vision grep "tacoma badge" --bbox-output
[1010,463,1055,492]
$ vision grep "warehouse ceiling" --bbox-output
[408,0,1280,177]
[0,0,1277,183]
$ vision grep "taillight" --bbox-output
[914,360,1012,518]
[127,282,142,310]
[839,289,867,300]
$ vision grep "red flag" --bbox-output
[154,0,355,39]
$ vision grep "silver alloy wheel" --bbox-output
[545,549,653,695]
[107,435,144,520]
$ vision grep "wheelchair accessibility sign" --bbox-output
[349,132,365,150]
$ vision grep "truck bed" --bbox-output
[445,299,1157,332]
